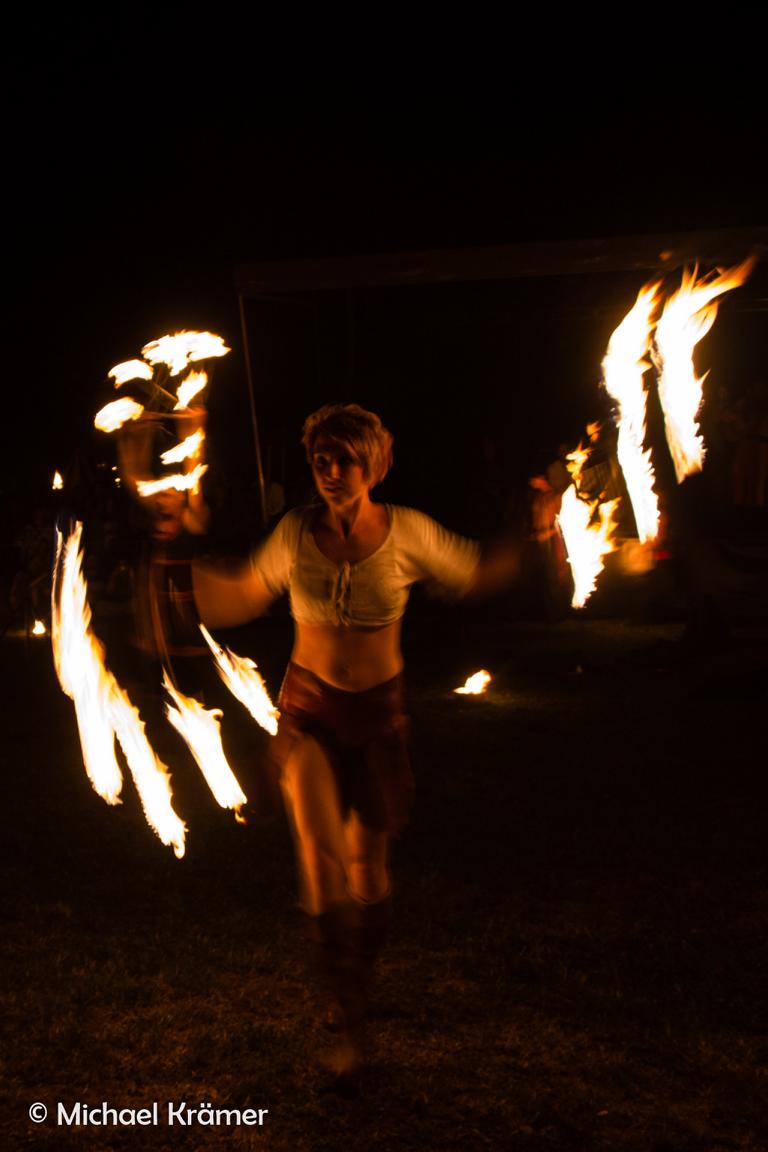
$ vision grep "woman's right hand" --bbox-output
[192,559,275,629]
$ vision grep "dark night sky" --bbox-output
[6,16,767,523]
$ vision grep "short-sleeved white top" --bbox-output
[251,505,480,627]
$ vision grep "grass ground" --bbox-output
[1,605,766,1150]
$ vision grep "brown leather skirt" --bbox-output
[270,662,414,834]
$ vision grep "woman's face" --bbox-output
[311,437,369,508]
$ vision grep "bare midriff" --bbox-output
[291,618,404,691]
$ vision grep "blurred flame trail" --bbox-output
[164,673,247,821]
[653,258,755,484]
[110,685,186,859]
[160,430,204,466]
[52,524,124,804]
[602,283,661,543]
[52,523,186,856]
[454,670,492,695]
[108,359,154,387]
[175,370,208,410]
[199,624,279,735]
[136,463,208,497]
[557,447,620,609]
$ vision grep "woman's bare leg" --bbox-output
[343,812,390,904]
[280,735,347,915]
[281,739,394,1078]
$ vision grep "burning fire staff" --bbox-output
[193,403,521,1081]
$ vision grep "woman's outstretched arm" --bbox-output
[193,508,297,629]
[462,534,524,600]
[192,559,275,629]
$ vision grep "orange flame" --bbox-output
[136,463,208,498]
[602,283,662,543]
[199,624,279,735]
[454,670,492,695]
[52,471,64,491]
[160,430,204,466]
[32,619,47,636]
[653,258,755,484]
[94,397,145,433]
[110,690,186,858]
[163,673,247,820]
[142,332,230,377]
[557,484,620,609]
[52,524,123,804]
[175,370,208,410]
[108,359,154,387]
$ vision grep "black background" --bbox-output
[7,14,767,528]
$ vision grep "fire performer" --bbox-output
[194,403,521,1081]
[117,408,211,701]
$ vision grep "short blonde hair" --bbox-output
[301,403,393,488]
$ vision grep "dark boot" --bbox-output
[306,902,362,1034]
[353,892,392,1014]
[306,894,392,1081]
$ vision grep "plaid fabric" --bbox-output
[270,662,414,834]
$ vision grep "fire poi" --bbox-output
[554,258,754,609]
[52,331,278,855]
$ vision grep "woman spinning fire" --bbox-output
[194,403,520,1082]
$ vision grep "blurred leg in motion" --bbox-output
[281,739,393,1081]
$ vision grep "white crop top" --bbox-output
[251,505,480,627]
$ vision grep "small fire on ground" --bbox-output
[454,670,492,695]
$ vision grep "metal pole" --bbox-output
[346,288,355,391]
[238,291,268,529]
